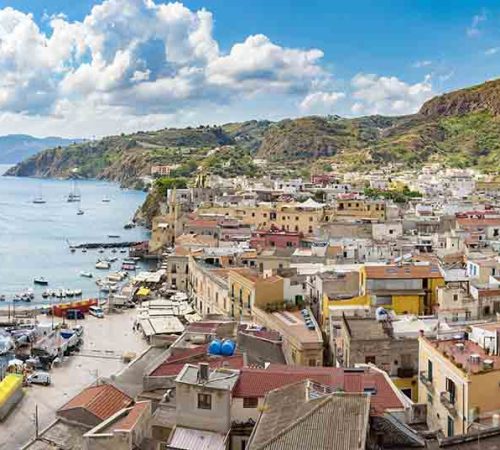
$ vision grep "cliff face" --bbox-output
[420,79,500,118]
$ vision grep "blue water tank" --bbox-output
[208,339,222,355]
[220,339,236,356]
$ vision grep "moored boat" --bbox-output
[34,277,48,286]
[80,271,93,278]
[95,260,111,270]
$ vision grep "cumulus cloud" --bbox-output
[299,91,345,114]
[0,0,334,134]
[0,0,438,136]
[350,73,434,116]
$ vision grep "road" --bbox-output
[0,309,148,450]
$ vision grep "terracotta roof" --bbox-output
[112,401,150,431]
[186,219,219,228]
[59,384,133,421]
[457,218,500,227]
[365,264,443,279]
[233,365,403,415]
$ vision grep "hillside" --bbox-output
[0,135,80,164]
[6,78,500,184]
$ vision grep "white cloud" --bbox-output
[351,73,434,116]
[0,0,440,136]
[467,11,486,37]
[412,60,432,68]
[485,47,500,55]
[299,91,345,114]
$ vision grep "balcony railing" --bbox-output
[440,391,457,416]
[419,371,434,391]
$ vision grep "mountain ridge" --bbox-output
[6,78,500,181]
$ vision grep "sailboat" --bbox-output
[76,198,84,215]
[33,185,46,204]
[67,179,81,203]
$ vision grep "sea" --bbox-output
[0,164,151,305]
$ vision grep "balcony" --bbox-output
[397,367,416,378]
[419,371,434,391]
[440,391,457,416]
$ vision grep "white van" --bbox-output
[27,372,51,386]
[89,306,104,318]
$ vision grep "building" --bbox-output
[363,263,445,315]
[418,326,500,437]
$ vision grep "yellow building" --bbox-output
[418,334,500,437]
[228,268,284,319]
[321,293,370,328]
[334,198,386,220]
[363,264,444,315]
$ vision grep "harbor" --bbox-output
[0,166,151,303]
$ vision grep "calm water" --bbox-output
[0,165,150,303]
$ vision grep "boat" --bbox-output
[77,208,84,216]
[33,185,46,204]
[124,222,135,229]
[108,234,120,239]
[95,260,111,270]
[108,256,118,263]
[67,180,81,203]
[70,248,76,253]
[102,195,110,203]
[65,290,74,297]
[34,277,48,286]
[74,289,82,296]
[41,290,50,299]
[120,249,127,254]
[80,271,93,278]
[98,248,105,254]
[0,295,5,302]
[82,249,87,253]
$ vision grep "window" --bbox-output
[243,397,258,408]
[427,360,433,382]
[198,393,212,410]
[365,355,376,364]
[446,378,456,404]
[447,416,454,437]
[453,294,458,301]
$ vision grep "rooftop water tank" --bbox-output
[208,339,222,355]
[220,339,236,356]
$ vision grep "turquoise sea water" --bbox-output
[0,165,150,303]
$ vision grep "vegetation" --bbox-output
[364,186,422,203]
[155,177,188,195]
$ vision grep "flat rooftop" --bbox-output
[429,338,500,374]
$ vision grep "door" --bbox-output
[447,416,454,437]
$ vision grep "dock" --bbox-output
[70,241,147,249]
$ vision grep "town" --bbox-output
[4,162,500,449]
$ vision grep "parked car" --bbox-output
[72,325,84,337]
[27,372,51,386]
[89,306,104,318]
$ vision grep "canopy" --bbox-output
[137,287,151,297]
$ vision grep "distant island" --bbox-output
[0,134,82,164]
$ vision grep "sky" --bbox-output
[0,0,500,137]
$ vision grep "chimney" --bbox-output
[198,363,209,382]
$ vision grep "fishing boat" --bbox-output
[102,195,110,203]
[34,277,48,286]
[95,260,111,270]
[80,271,93,278]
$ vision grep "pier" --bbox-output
[70,240,147,249]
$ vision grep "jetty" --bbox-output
[70,240,147,250]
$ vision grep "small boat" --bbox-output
[82,249,87,253]
[120,249,127,254]
[98,248,105,254]
[77,209,84,216]
[33,197,46,204]
[70,248,76,253]
[108,256,118,263]
[34,277,48,286]
[27,289,34,300]
[67,180,81,203]
[65,290,74,297]
[102,196,110,203]
[108,234,120,239]
[96,260,111,270]
[124,222,135,229]
[0,295,5,302]
[41,290,50,299]
[80,271,93,278]
[111,249,117,253]
[74,289,82,296]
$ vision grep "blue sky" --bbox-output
[0,0,499,137]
